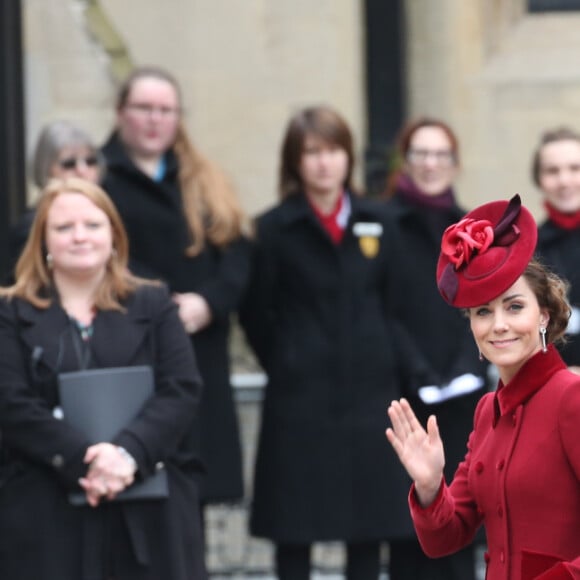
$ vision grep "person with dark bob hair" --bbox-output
[384,116,486,580]
[532,126,580,373]
[0,177,206,579]
[241,105,432,579]
[279,105,356,198]
[387,195,580,580]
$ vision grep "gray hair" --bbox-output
[31,120,105,188]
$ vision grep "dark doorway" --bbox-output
[529,0,580,10]
[0,0,26,276]
[364,0,405,196]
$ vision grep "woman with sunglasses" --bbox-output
[383,117,486,580]
[31,120,105,187]
[100,66,249,520]
[8,120,105,278]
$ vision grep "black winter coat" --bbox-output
[0,284,206,579]
[101,133,249,503]
[240,192,429,543]
[537,220,580,365]
[386,195,487,483]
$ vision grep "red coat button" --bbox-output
[475,461,484,474]
[497,459,505,470]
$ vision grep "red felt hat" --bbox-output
[436,195,537,307]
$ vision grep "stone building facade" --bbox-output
[23,1,580,217]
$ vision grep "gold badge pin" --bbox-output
[359,236,379,258]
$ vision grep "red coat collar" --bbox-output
[494,344,567,423]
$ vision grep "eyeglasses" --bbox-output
[58,155,99,170]
[124,103,181,118]
[406,149,456,166]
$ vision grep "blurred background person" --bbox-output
[100,66,249,518]
[240,105,429,580]
[0,177,206,579]
[8,120,105,274]
[533,126,580,373]
[383,117,486,580]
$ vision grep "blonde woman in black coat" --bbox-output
[241,106,429,580]
[0,178,206,579]
[101,67,250,509]
[384,117,486,580]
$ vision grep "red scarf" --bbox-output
[545,201,580,231]
[309,193,346,244]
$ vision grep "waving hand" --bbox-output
[386,398,445,507]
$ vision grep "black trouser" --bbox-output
[389,538,476,580]
[276,542,381,580]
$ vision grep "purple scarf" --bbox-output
[396,173,456,211]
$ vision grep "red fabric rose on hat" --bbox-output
[441,218,494,269]
[436,194,537,307]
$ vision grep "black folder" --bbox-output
[58,365,168,505]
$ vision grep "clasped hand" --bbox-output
[78,443,136,507]
[386,398,446,507]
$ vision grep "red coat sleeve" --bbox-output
[408,395,490,556]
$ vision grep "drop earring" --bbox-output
[46,253,53,270]
[479,351,484,362]
[540,326,547,353]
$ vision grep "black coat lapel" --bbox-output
[15,299,70,374]
[14,295,152,372]
[89,305,151,368]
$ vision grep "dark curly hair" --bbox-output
[523,259,571,344]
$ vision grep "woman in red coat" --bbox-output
[387,195,580,579]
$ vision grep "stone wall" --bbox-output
[24,0,366,216]
[23,0,114,163]
[23,0,580,218]
[404,0,580,218]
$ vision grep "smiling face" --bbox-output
[116,76,181,159]
[468,276,549,384]
[45,192,113,281]
[404,125,458,196]
[537,139,580,213]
